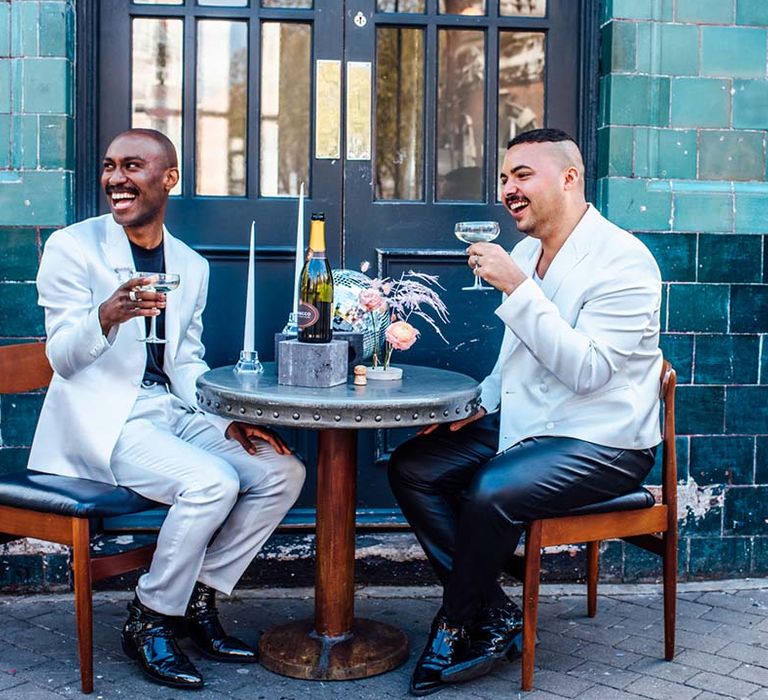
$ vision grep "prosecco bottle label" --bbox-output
[297,301,320,329]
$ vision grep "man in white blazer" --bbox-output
[29,129,305,690]
[388,129,662,695]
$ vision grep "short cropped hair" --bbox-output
[507,128,578,150]
[115,128,178,168]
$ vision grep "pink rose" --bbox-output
[385,321,419,351]
[359,288,385,312]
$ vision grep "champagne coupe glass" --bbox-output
[454,221,500,291]
[135,272,180,344]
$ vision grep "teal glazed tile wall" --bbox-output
[0,1,73,478]
[0,0,767,588]
[599,0,768,580]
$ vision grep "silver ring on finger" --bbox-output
[128,290,138,302]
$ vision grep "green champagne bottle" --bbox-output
[297,213,333,343]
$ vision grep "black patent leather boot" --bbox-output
[410,611,468,696]
[184,582,258,663]
[121,596,204,690]
[441,600,523,684]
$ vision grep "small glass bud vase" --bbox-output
[235,349,264,374]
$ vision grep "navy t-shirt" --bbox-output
[130,239,170,386]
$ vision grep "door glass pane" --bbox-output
[199,0,248,6]
[439,0,485,15]
[500,0,546,16]
[133,1,183,5]
[377,0,426,12]
[375,27,424,201]
[131,18,183,193]
[262,0,312,8]
[436,29,485,201]
[196,21,247,196]
[260,22,311,197]
[498,31,545,198]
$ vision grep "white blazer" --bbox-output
[479,205,663,453]
[28,214,230,485]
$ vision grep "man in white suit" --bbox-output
[29,129,305,690]
[388,129,662,695]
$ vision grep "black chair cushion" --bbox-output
[565,487,656,517]
[0,471,158,518]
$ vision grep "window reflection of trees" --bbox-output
[131,18,183,193]
[377,0,426,11]
[500,0,546,16]
[375,28,424,201]
[437,30,485,201]
[260,23,310,197]
[497,31,545,199]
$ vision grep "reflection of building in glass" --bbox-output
[260,23,310,197]
[497,31,545,199]
[375,28,424,201]
[377,0,425,11]
[500,0,547,16]
[131,18,183,191]
[196,21,247,196]
[499,32,545,141]
[436,29,485,200]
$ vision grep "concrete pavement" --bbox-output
[0,580,765,699]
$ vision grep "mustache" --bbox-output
[105,185,139,195]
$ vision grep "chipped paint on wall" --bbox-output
[646,477,724,521]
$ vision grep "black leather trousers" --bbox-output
[388,413,655,624]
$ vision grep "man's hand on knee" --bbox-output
[417,407,487,436]
[225,421,292,456]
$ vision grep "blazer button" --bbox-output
[545,422,554,430]
[89,348,99,358]
[539,383,548,393]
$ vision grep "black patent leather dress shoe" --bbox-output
[121,596,204,690]
[441,601,523,684]
[184,582,258,663]
[410,611,468,696]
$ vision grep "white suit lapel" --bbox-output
[538,205,593,300]
[162,228,187,360]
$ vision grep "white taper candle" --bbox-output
[243,221,255,352]
[292,182,305,321]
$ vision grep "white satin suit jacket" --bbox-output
[479,205,663,453]
[28,214,230,485]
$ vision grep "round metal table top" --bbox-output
[196,363,481,430]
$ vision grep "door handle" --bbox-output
[315,59,341,159]
[346,61,372,161]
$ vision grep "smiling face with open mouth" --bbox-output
[101,132,179,231]
[499,141,575,239]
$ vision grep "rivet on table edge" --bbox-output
[239,407,246,414]
[355,415,363,422]
[273,411,280,418]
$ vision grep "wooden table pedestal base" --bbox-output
[259,617,409,680]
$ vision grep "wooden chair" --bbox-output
[518,360,677,690]
[0,342,159,694]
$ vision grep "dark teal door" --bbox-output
[91,0,594,528]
